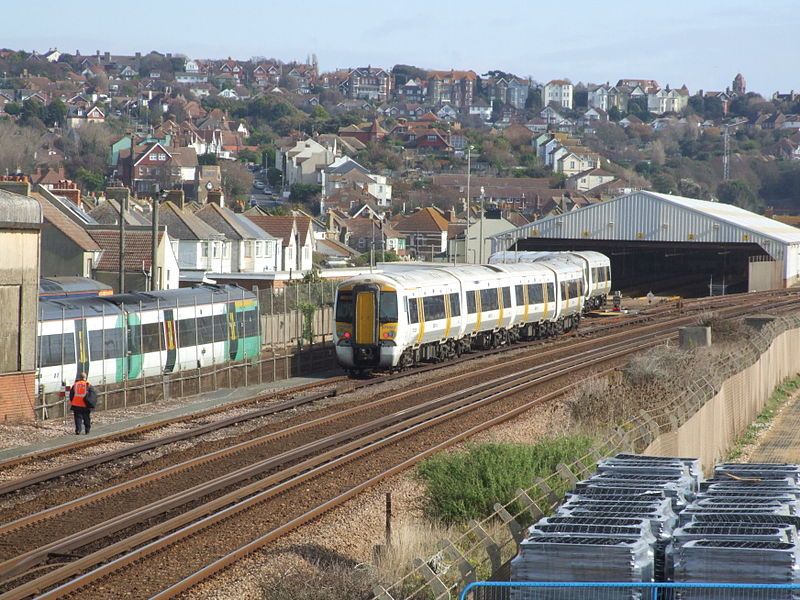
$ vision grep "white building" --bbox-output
[543,79,574,110]
[278,138,335,187]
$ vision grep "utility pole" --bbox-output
[151,192,160,290]
[465,145,473,263]
[479,186,485,264]
[723,125,731,181]
[118,192,126,293]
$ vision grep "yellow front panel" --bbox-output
[355,292,376,345]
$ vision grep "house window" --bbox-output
[265,242,273,258]
[201,242,209,258]
[212,242,219,258]
[245,241,252,258]
[255,241,263,257]
[223,243,229,258]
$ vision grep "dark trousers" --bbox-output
[72,407,91,434]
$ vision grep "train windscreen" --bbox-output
[335,290,354,323]
[379,292,398,323]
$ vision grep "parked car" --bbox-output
[253,180,265,190]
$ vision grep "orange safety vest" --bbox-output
[71,380,88,408]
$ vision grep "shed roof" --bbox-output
[0,188,42,227]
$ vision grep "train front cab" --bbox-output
[335,283,399,373]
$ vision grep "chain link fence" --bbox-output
[371,313,800,600]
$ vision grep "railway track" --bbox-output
[0,287,790,489]
[0,290,796,598]
[0,329,670,599]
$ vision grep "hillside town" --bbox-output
[1,47,800,286]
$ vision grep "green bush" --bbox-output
[417,437,595,524]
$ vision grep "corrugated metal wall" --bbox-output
[494,192,800,281]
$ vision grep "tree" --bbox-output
[289,183,321,202]
[198,153,218,165]
[353,249,401,266]
[43,99,67,127]
[75,168,105,192]
[3,102,21,116]
[607,106,622,122]
[220,160,253,201]
[717,179,762,211]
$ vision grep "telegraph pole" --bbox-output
[723,126,731,181]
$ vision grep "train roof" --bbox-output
[39,276,113,298]
[39,284,255,320]
[105,284,254,310]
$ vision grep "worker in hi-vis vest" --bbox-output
[69,373,96,435]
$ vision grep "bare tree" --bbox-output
[0,121,41,174]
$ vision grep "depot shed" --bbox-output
[491,190,800,295]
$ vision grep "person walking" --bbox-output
[69,373,96,435]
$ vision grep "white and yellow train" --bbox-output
[333,252,611,375]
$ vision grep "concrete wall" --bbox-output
[40,222,89,277]
[0,227,40,422]
[644,325,800,472]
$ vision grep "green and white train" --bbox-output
[37,284,261,395]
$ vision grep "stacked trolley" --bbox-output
[511,455,800,599]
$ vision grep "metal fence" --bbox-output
[371,312,800,600]
[460,582,800,600]
[35,280,341,420]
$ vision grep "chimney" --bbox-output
[165,189,185,209]
[0,175,31,197]
[207,189,224,207]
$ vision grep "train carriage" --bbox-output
[36,284,260,396]
[334,254,608,375]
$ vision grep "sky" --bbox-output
[5,0,799,96]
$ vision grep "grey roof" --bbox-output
[0,188,42,226]
[159,201,223,240]
[325,157,369,176]
[195,203,275,241]
[89,199,151,226]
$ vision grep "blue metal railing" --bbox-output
[460,581,800,600]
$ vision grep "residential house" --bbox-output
[647,86,690,114]
[120,142,174,196]
[65,105,105,130]
[427,70,477,110]
[581,107,608,129]
[617,79,660,94]
[0,90,14,115]
[543,80,574,109]
[492,77,530,110]
[393,207,450,259]
[322,156,392,207]
[448,211,518,264]
[566,167,617,192]
[619,114,644,128]
[195,203,280,272]
[588,85,610,111]
[776,138,800,160]
[278,138,335,186]
[396,78,427,104]
[436,104,458,121]
[339,67,392,102]
[469,97,493,121]
[338,216,406,256]
[158,201,231,278]
[32,188,101,279]
[253,63,281,88]
[389,121,452,152]
[539,105,572,128]
[90,228,179,292]
[244,214,314,272]
[337,119,387,144]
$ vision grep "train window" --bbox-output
[449,293,461,317]
[527,284,543,304]
[89,328,124,360]
[605,266,611,282]
[502,287,511,309]
[480,288,498,312]
[238,309,259,337]
[127,322,141,355]
[546,283,555,303]
[335,291,354,323]
[422,295,446,321]
[407,298,419,324]
[515,285,525,305]
[37,333,76,368]
[379,292,398,323]
[466,291,477,314]
[141,322,162,353]
[213,314,229,342]
[178,318,198,346]
[196,316,213,345]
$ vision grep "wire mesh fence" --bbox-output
[371,312,800,600]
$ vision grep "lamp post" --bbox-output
[479,185,485,264]
[465,145,473,263]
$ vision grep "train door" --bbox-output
[227,305,239,361]
[163,309,177,373]
[353,284,380,367]
[75,318,90,380]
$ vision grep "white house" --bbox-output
[279,138,335,186]
[588,85,609,111]
[159,201,232,278]
[195,203,280,273]
[543,79,574,109]
[566,167,617,192]
[245,214,315,273]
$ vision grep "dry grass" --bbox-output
[696,312,753,344]
[374,519,459,584]
[258,562,374,600]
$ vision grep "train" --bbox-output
[489,250,612,311]
[37,284,261,395]
[333,252,611,375]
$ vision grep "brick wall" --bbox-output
[0,372,36,422]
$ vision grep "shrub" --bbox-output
[416,438,595,524]
[259,562,373,600]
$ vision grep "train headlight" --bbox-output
[343,331,351,340]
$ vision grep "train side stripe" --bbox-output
[415,298,425,345]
